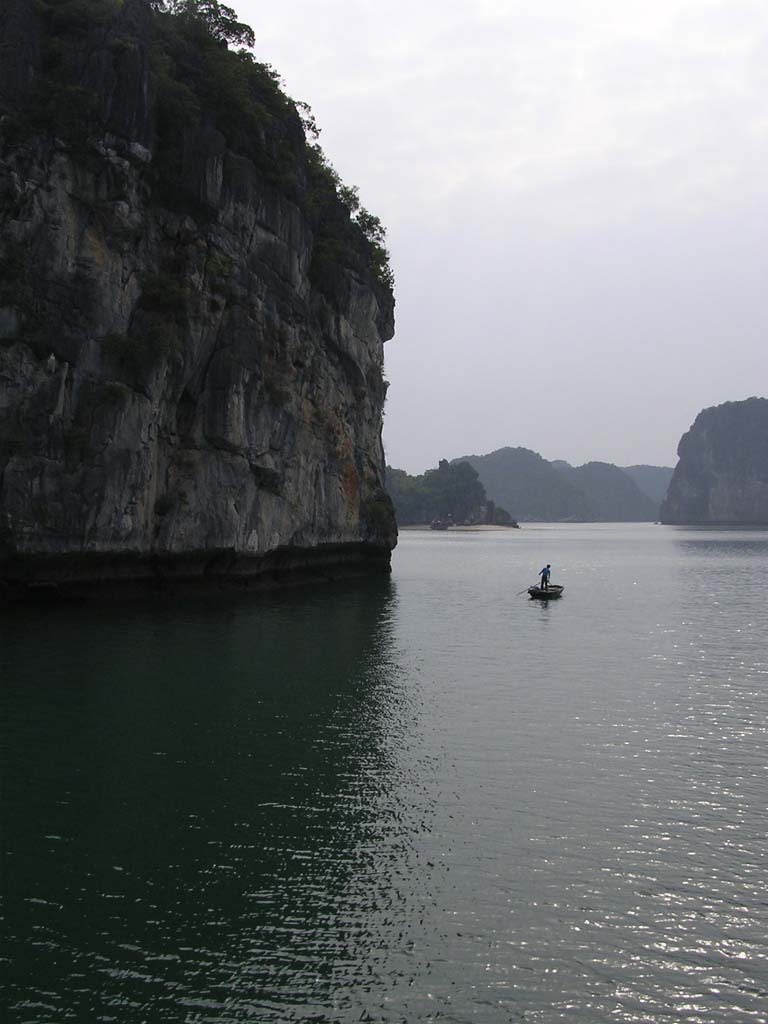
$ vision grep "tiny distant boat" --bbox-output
[527,584,564,600]
[430,518,450,530]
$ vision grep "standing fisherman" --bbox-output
[538,564,551,590]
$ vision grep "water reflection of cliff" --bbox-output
[0,580,435,1022]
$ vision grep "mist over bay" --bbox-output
[250,0,768,473]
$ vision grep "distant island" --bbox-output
[621,465,676,507]
[452,448,671,522]
[661,397,768,524]
[386,461,517,527]
[386,447,673,525]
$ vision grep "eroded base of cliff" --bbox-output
[0,543,391,604]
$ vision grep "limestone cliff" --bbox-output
[0,0,396,597]
[661,398,768,525]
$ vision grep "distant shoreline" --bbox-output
[400,524,520,532]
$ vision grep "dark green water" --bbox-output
[2,525,767,1023]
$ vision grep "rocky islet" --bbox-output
[661,397,768,525]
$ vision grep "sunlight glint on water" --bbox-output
[1,524,767,1022]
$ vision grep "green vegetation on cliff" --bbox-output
[0,0,397,586]
[2,0,393,292]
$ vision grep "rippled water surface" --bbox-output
[2,524,768,1023]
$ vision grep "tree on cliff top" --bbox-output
[151,0,255,47]
[22,0,393,292]
[151,0,394,289]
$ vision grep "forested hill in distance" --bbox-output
[551,460,660,521]
[444,447,670,522]
[621,465,675,507]
[386,461,516,526]
[456,448,594,522]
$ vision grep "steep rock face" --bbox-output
[661,398,768,524]
[0,0,396,595]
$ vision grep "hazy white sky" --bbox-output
[241,0,767,472]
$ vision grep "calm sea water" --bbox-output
[2,524,767,1023]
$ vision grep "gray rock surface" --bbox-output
[661,398,768,524]
[0,0,395,597]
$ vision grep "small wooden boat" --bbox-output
[527,584,564,600]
